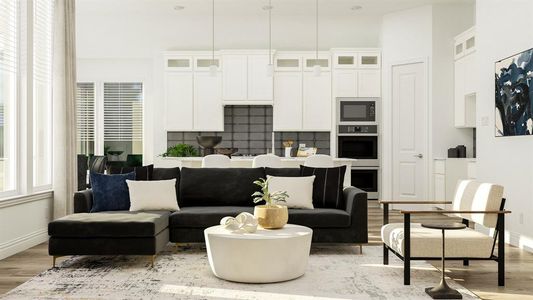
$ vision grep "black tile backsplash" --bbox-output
[167,105,331,156]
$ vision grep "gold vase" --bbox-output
[253,205,288,229]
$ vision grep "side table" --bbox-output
[421,222,467,299]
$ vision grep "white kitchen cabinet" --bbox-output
[433,159,476,209]
[274,54,301,71]
[333,53,357,69]
[303,54,331,72]
[333,70,358,97]
[273,72,303,131]
[165,56,193,71]
[303,72,332,131]
[454,27,476,128]
[165,72,194,131]
[222,55,248,100]
[434,174,446,201]
[193,72,223,131]
[357,69,381,97]
[247,55,273,100]
[358,52,381,69]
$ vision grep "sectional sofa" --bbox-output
[48,167,368,267]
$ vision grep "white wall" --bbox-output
[0,193,52,260]
[380,4,475,201]
[476,0,533,252]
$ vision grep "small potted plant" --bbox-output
[252,178,289,229]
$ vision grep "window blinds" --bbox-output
[33,0,53,84]
[0,0,17,74]
[76,83,95,143]
[103,82,143,142]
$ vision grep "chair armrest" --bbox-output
[379,200,451,205]
[400,210,511,214]
[74,189,93,213]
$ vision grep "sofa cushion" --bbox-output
[265,167,301,177]
[48,211,170,238]
[108,164,154,181]
[381,223,494,258]
[288,208,351,228]
[90,172,136,212]
[170,206,253,228]
[300,165,346,209]
[179,167,264,207]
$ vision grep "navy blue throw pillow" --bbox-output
[90,172,136,212]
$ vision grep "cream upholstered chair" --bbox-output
[252,154,282,168]
[380,180,509,286]
[201,154,231,168]
[304,154,334,167]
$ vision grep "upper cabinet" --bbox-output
[221,51,273,104]
[163,52,224,132]
[454,27,476,128]
[331,49,381,98]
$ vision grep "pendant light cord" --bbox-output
[212,0,215,64]
[315,0,318,60]
[269,0,272,65]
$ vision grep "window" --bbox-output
[103,82,143,161]
[0,0,18,193]
[76,83,95,156]
[32,0,53,188]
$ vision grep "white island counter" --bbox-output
[155,157,356,187]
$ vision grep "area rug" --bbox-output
[2,245,478,300]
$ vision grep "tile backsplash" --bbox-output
[167,105,330,156]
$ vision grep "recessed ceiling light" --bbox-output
[174,5,185,11]
[262,5,273,11]
[351,5,362,11]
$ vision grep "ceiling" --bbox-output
[77,0,474,17]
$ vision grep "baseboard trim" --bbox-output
[0,228,48,260]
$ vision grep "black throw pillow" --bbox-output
[300,165,346,209]
[108,164,154,181]
[265,167,301,177]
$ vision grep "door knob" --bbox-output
[414,154,423,158]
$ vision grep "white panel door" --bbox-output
[392,62,428,202]
[222,55,248,100]
[194,72,223,131]
[248,55,273,101]
[165,72,194,131]
[273,72,303,131]
[333,70,357,97]
[303,72,332,131]
[357,69,381,97]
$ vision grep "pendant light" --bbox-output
[312,0,321,76]
[265,0,274,77]
[209,0,218,76]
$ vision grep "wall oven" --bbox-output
[350,167,379,200]
[337,125,378,166]
[338,98,376,123]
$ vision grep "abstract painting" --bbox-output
[495,48,533,136]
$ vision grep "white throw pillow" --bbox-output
[267,175,315,209]
[126,179,179,211]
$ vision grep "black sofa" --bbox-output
[48,167,368,266]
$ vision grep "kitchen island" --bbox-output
[155,156,355,187]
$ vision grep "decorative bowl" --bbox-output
[215,148,239,157]
[196,136,222,148]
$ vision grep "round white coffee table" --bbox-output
[204,224,313,283]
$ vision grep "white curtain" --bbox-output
[52,0,77,218]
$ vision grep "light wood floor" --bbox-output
[1,202,532,299]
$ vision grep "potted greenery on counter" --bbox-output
[160,144,200,157]
[252,177,289,229]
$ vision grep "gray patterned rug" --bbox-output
[2,245,478,300]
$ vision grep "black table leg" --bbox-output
[425,229,462,299]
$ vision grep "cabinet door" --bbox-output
[248,55,273,101]
[454,59,466,127]
[165,72,194,130]
[222,55,248,100]
[358,52,381,69]
[302,72,332,131]
[357,69,381,97]
[333,70,357,97]
[273,72,303,131]
[165,56,193,71]
[194,72,223,131]
[333,53,357,69]
[434,174,446,203]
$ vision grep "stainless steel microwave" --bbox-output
[337,98,376,123]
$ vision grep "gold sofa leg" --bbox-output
[150,255,156,267]
[52,256,62,268]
